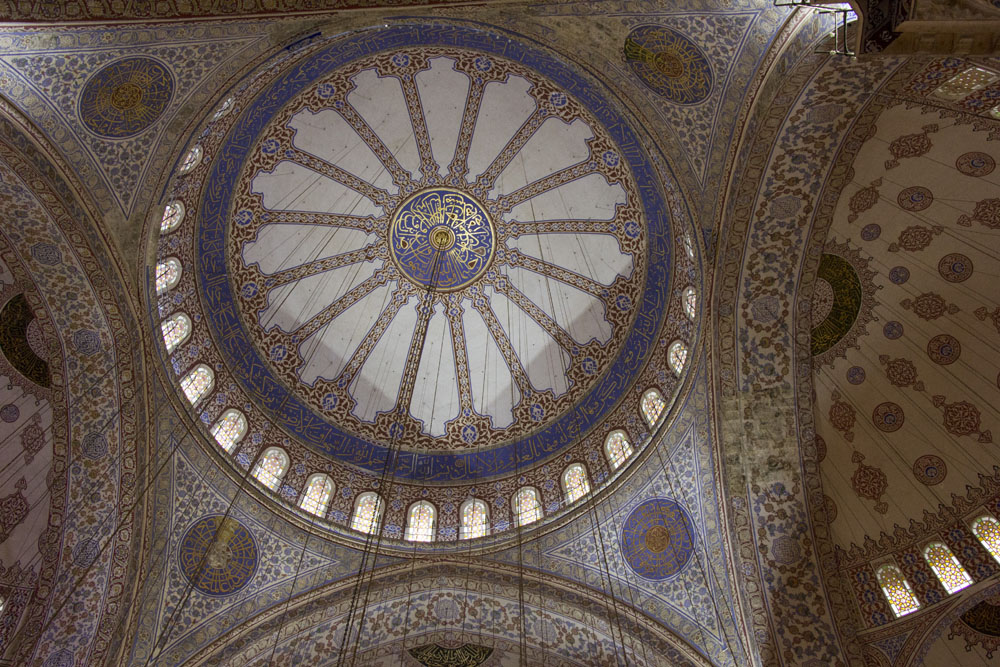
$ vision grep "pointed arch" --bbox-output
[161,312,191,354]
[641,388,666,428]
[972,515,1000,564]
[155,257,182,294]
[179,145,203,174]
[562,463,590,504]
[604,430,633,470]
[160,200,185,234]
[923,542,972,594]
[352,492,384,534]
[875,563,921,617]
[210,408,247,452]
[252,446,289,492]
[180,364,213,407]
[682,286,697,320]
[667,340,688,376]
[460,498,489,539]
[299,474,334,517]
[512,487,542,527]
[405,501,436,542]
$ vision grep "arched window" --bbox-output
[0,593,5,614]
[155,257,182,294]
[161,312,192,354]
[562,464,590,504]
[299,474,334,517]
[923,542,973,594]
[405,501,436,542]
[682,233,695,259]
[460,498,489,540]
[667,340,688,376]
[252,447,289,492]
[972,515,1000,564]
[211,409,247,452]
[875,564,921,617]
[179,145,203,174]
[641,388,666,428]
[604,430,633,470]
[212,96,234,121]
[682,286,697,320]
[180,364,213,406]
[513,487,543,527]
[352,492,384,534]
[160,200,185,234]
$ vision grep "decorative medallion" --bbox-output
[976,306,1000,335]
[178,515,258,596]
[880,355,922,390]
[824,494,838,523]
[851,451,888,514]
[889,224,943,252]
[389,189,495,291]
[901,292,958,321]
[897,186,933,212]
[0,404,18,423]
[810,243,879,366]
[0,294,51,388]
[79,57,173,138]
[933,395,993,443]
[829,389,857,442]
[0,478,29,542]
[884,124,938,169]
[848,178,882,223]
[938,253,973,282]
[927,334,961,365]
[956,151,995,177]
[888,266,909,284]
[883,321,903,339]
[847,366,866,385]
[623,26,713,104]
[408,643,493,667]
[958,198,1000,229]
[950,593,1000,658]
[860,223,881,241]
[872,402,904,433]
[815,433,827,462]
[912,454,947,486]
[621,498,694,579]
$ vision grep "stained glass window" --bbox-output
[212,96,234,121]
[876,564,921,617]
[668,340,688,376]
[405,501,436,542]
[641,388,666,427]
[160,200,185,234]
[972,515,1000,564]
[991,104,1000,121]
[562,463,590,504]
[604,430,633,470]
[460,498,489,539]
[513,487,542,527]
[252,447,289,492]
[211,409,247,452]
[0,594,5,614]
[923,542,973,594]
[683,286,697,320]
[299,474,334,517]
[352,492,383,534]
[155,258,182,294]
[179,145,203,174]
[933,66,999,101]
[180,364,213,406]
[161,312,191,354]
[683,233,694,259]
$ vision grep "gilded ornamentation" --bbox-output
[78,57,173,138]
[623,26,713,104]
[0,294,51,388]
[407,643,494,667]
[178,515,258,596]
[949,594,1000,658]
[810,244,879,366]
[621,498,695,580]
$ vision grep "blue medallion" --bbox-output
[390,189,494,291]
[623,26,713,105]
[621,498,694,580]
[178,515,258,596]
[79,57,173,138]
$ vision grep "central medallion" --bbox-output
[389,188,495,292]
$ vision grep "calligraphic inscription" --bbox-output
[79,57,174,138]
[389,188,494,291]
[621,498,694,579]
[178,515,258,596]
[623,26,713,105]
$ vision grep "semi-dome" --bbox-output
[152,21,700,547]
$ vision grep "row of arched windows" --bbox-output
[876,515,1000,617]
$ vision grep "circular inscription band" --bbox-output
[389,188,495,292]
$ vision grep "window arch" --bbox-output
[161,312,192,354]
[352,492,384,534]
[179,145,203,174]
[641,388,666,428]
[460,498,489,540]
[923,542,973,594]
[875,563,921,617]
[562,463,590,504]
[299,474,334,517]
[160,200,185,234]
[252,447,289,491]
[682,232,695,259]
[405,501,436,542]
[667,340,688,376]
[212,96,234,121]
[604,430,633,470]
[180,364,213,406]
[155,257,182,294]
[513,487,543,527]
[211,409,247,452]
[0,593,6,615]
[972,515,1000,564]
[682,286,697,321]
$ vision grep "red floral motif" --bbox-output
[885,124,938,169]
[879,355,923,390]
[975,306,1000,335]
[19,415,44,465]
[815,434,827,463]
[872,402,904,433]
[848,177,882,223]
[829,389,856,442]
[0,478,28,543]
[824,494,837,522]
[958,198,1000,229]
[851,451,888,514]
[889,224,942,252]
[933,395,993,443]
[901,292,959,321]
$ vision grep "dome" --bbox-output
[153,22,699,547]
